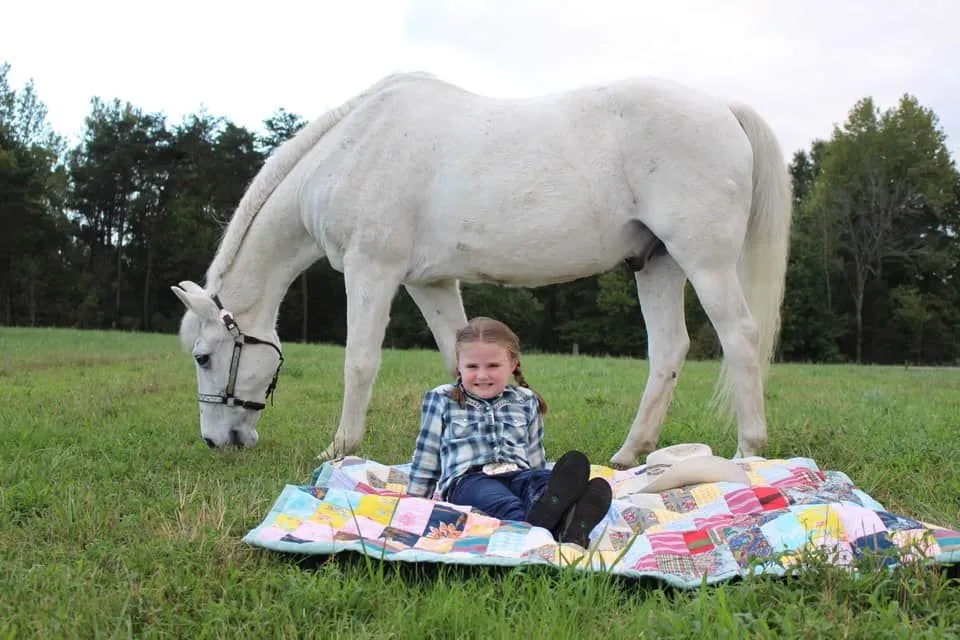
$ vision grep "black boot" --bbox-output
[526,451,590,532]
[557,477,613,548]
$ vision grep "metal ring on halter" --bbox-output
[196,295,284,412]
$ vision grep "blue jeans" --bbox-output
[448,468,552,522]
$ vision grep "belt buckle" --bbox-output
[481,462,520,476]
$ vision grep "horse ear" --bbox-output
[170,283,219,322]
[177,280,207,296]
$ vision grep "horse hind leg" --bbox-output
[319,259,404,460]
[610,253,690,468]
[685,264,766,458]
[405,279,468,378]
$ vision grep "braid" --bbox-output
[449,374,467,407]
[513,364,548,414]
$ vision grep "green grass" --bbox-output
[1,326,958,638]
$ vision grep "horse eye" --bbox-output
[195,354,211,367]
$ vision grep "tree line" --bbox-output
[2,62,958,364]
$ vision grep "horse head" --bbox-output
[171,281,284,449]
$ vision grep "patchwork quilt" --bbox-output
[243,456,960,588]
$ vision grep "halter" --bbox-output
[196,295,284,411]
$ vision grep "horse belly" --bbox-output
[411,218,635,287]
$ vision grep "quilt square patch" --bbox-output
[392,496,435,534]
[647,532,689,555]
[279,533,311,544]
[876,511,923,532]
[931,527,960,554]
[794,505,845,545]
[852,531,896,564]
[760,512,808,553]
[273,514,304,532]
[599,529,634,552]
[754,487,789,510]
[322,487,363,512]
[694,546,741,578]
[689,483,723,505]
[452,536,490,554]
[890,529,939,562]
[387,468,409,486]
[724,488,762,515]
[298,486,328,500]
[416,536,455,553]
[727,525,774,567]
[655,554,697,577]
[618,505,646,533]
[356,494,399,525]
[309,502,350,529]
[340,515,386,539]
[380,526,421,547]
[683,529,716,555]
[423,504,468,539]
[631,507,664,532]
[662,488,698,513]
[836,504,885,540]
[487,523,533,557]
[363,473,386,489]
[695,513,736,532]
[630,553,660,572]
[291,520,336,543]
[463,511,501,537]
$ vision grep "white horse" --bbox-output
[171,71,791,466]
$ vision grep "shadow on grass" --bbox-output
[271,547,683,593]
[268,545,960,598]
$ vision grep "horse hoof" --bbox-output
[318,440,353,462]
[608,452,637,470]
[317,445,337,462]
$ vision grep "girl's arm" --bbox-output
[526,395,546,468]
[406,389,446,497]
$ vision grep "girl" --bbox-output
[406,317,612,548]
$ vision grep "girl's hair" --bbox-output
[450,317,548,414]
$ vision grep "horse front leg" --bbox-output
[319,259,403,460]
[405,279,468,379]
[610,254,690,469]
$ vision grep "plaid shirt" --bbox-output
[406,383,546,498]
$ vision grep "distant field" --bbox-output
[1,327,958,638]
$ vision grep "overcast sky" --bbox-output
[5,0,958,160]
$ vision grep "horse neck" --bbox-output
[212,197,320,332]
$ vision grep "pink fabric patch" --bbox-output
[646,532,689,555]
[724,488,762,515]
[293,520,337,542]
[837,505,886,540]
[340,515,386,539]
[392,496,435,534]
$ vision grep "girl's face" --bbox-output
[456,341,518,399]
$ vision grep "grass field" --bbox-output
[1,326,959,638]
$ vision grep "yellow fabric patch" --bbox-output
[311,502,350,529]
[356,495,398,525]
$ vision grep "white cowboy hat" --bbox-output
[640,443,749,493]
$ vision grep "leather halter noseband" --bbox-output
[196,295,284,411]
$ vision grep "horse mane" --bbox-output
[203,72,435,292]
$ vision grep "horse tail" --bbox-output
[714,103,793,415]
[205,72,432,289]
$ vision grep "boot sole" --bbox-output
[526,451,590,531]
[558,477,613,548]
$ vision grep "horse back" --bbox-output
[296,74,754,284]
